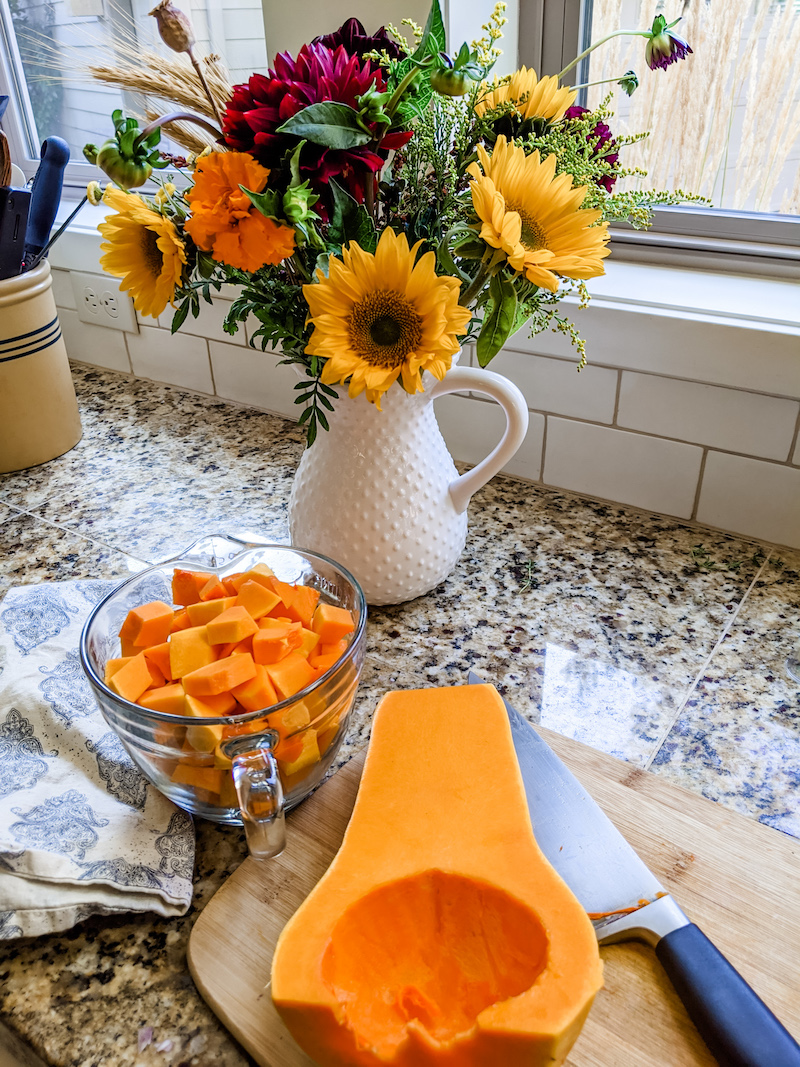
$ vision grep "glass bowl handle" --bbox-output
[222,735,286,861]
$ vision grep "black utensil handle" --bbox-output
[656,922,800,1067]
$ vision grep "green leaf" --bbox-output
[327,180,377,252]
[411,0,447,61]
[476,274,517,367]
[242,185,282,220]
[277,103,372,150]
[171,302,190,334]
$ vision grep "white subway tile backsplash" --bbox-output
[157,298,246,346]
[126,325,213,394]
[209,340,299,418]
[696,452,800,550]
[487,349,617,423]
[511,302,800,399]
[543,418,703,518]
[617,373,800,460]
[434,394,545,481]
[60,309,131,373]
[51,269,76,310]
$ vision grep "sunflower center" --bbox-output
[348,290,423,368]
[140,227,164,278]
[508,203,548,252]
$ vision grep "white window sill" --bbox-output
[48,200,800,336]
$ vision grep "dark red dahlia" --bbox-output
[312,18,404,65]
[222,43,412,209]
[565,104,619,193]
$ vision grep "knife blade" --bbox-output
[467,671,800,1067]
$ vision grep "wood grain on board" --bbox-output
[187,727,800,1067]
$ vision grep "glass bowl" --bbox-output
[80,535,367,859]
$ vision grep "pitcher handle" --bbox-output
[430,366,529,514]
[222,734,287,861]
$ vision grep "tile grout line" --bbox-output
[0,500,152,565]
[641,550,774,772]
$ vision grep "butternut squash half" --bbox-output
[271,683,603,1067]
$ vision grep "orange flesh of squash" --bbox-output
[271,684,603,1067]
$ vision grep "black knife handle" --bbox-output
[656,922,800,1066]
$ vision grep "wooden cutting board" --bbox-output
[187,727,800,1067]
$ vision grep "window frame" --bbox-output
[518,0,800,278]
[1,0,798,275]
[0,0,106,190]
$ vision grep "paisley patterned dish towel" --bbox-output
[0,579,195,940]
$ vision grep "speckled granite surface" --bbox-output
[1,363,798,1066]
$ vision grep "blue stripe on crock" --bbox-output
[0,318,62,363]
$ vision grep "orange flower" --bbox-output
[185,151,295,271]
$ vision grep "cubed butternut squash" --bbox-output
[170,625,217,679]
[183,652,257,697]
[310,603,355,644]
[207,606,259,646]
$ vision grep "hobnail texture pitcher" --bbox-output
[288,358,528,605]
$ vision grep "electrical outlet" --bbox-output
[71,271,138,333]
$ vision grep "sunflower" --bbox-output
[304,229,472,407]
[99,186,186,319]
[468,136,610,292]
[185,152,296,272]
[475,67,577,124]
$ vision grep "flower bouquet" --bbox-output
[85,0,696,445]
[83,1,697,603]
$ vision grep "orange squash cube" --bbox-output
[170,609,192,633]
[169,625,217,679]
[252,624,303,665]
[171,763,222,799]
[231,664,279,712]
[185,692,237,716]
[285,585,320,628]
[311,603,355,644]
[206,606,259,646]
[172,569,214,606]
[199,574,228,601]
[107,652,152,703]
[235,580,281,620]
[144,658,166,689]
[266,576,297,611]
[143,641,173,682]
[277,728,320,777]
[139,683,187,715]
[119,600,174,649]
[104,656,133,682]
[186,595,237,627]
[183,652,257,697]
[296,627,321,659]
[264,651,316,700]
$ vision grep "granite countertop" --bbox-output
[1,363,798,1067]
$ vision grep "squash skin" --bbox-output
[271,684,603,1067]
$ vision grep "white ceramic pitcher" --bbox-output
[288,357,529,605]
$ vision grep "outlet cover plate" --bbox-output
[71,271,138,333]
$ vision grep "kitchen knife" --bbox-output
[467,671,800,1067]
[22,136,70,269]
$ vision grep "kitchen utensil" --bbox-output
[187,716,800,1067]
[0,130,11,186]
[467,672,800,1067]
[0,186,30,281]
[22,136,70,270]
[80,534,366,861]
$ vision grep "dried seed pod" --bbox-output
[149,0,196,55]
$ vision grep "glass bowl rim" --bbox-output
[79,536,367,726]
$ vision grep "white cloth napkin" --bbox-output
[0,579,195,939]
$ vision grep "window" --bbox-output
[0,0,267,190]
[520,0,800,275]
